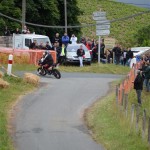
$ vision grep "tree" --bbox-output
[57,0,81,37]
[135,25,150,46]
[0,0,21,34]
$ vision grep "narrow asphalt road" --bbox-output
[12,72,122,150]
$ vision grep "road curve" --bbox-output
[12,72,122,150]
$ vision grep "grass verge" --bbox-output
[0,75,36,150]
[85,86,150,150]
[60,63,130,74]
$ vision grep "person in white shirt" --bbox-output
[70,34,77,44]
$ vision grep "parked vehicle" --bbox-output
[66,43,91,65]
[37,60,61,79]
[131,47,150,56]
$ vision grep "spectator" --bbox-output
[14,28,21,34]
[126,48,133,66]
[92,42,98,61]
[112,44,121,65]
[100,40,105,58]
[38,42,45,50]
[22,25,27,34]
[30,40,38,49]
[70,34,77,44]
[45,41,52,50]
[86,41,92,55]
[143,61,150,92]
[58,44,66,65]
[91,39,95,49]
[80,37,86,45]
[52,33,61,46]
[62,32,69,46]
[26,29,30,34]
[4,26,10,36]
[122,48,128,66]
[133,70,144,105]
[55,42,61,61]
[77,45,85,67]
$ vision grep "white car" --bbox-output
[131,47,150,57]
[66,44,91,65]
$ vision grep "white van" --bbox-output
[13,33,52,49]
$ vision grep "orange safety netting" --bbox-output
[0,48,57,65]
[117,62,142,105]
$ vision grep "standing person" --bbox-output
[133,70,144,104]
[122,48,128,66]
[70,34,77,44]
[143,61,150,92]
[4,26,10,36]
[126,48,133,66]
[80,37,86,45]
[52,33,62,46]
[14,28,21,34]
[45,41,52,50]
[30,40,38,49]
[62,32,69,46]
[58,44,66,65]
[77,45,85,67]
[113,44,121,65]
[100,40,105,58]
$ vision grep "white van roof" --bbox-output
[16,34,49,39]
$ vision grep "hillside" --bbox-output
[77,0,150,47]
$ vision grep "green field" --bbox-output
[77,0,150,47]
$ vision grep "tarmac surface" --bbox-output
[12,72,123,150]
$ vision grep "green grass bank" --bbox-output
[85,85,150,150]
[0,75,36,150]
[77,0,150,47]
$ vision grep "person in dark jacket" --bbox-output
[133,70,144,104]
[143,62,150,92]
[77,45,85,67]
[52,33,62,46]
[126,48,133,66]
[42,51,54,70]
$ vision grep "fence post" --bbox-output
[113,52,115,64]
[131,104,135,126]
[136,105,140,132]
[142,109,146,140]
[148,117,150,144]
[121,88,125,106]
[116,85,118,105]
[124,94,128,117]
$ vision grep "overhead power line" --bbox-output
[0,10,150,29]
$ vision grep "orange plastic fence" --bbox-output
[117,62,142,104]
[0,48,57,65]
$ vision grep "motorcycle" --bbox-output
[37,60,61,79]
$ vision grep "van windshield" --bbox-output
[67,44,88,52]
[33,38,50,46]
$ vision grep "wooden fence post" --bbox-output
[121,88,125,106]
[116,85,118,105]
[136,105,140,132]
[148,117,150,144]
[142,109,146,140]
[124,94,128,117]
[131,104,135,126]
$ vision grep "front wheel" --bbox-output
[52,69,61,79]
[37,67,46,76]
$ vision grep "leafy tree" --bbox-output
[57,0,81,37]
[0,0,21,34]
[135,25,150,46]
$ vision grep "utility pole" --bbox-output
[22,0,26,30]
[64,0,67,33]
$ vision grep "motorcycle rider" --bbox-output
[41,50,54,70]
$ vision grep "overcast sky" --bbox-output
[116,0,150,8]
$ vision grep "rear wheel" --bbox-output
[52,69,61,79]
[37,67,46,76]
